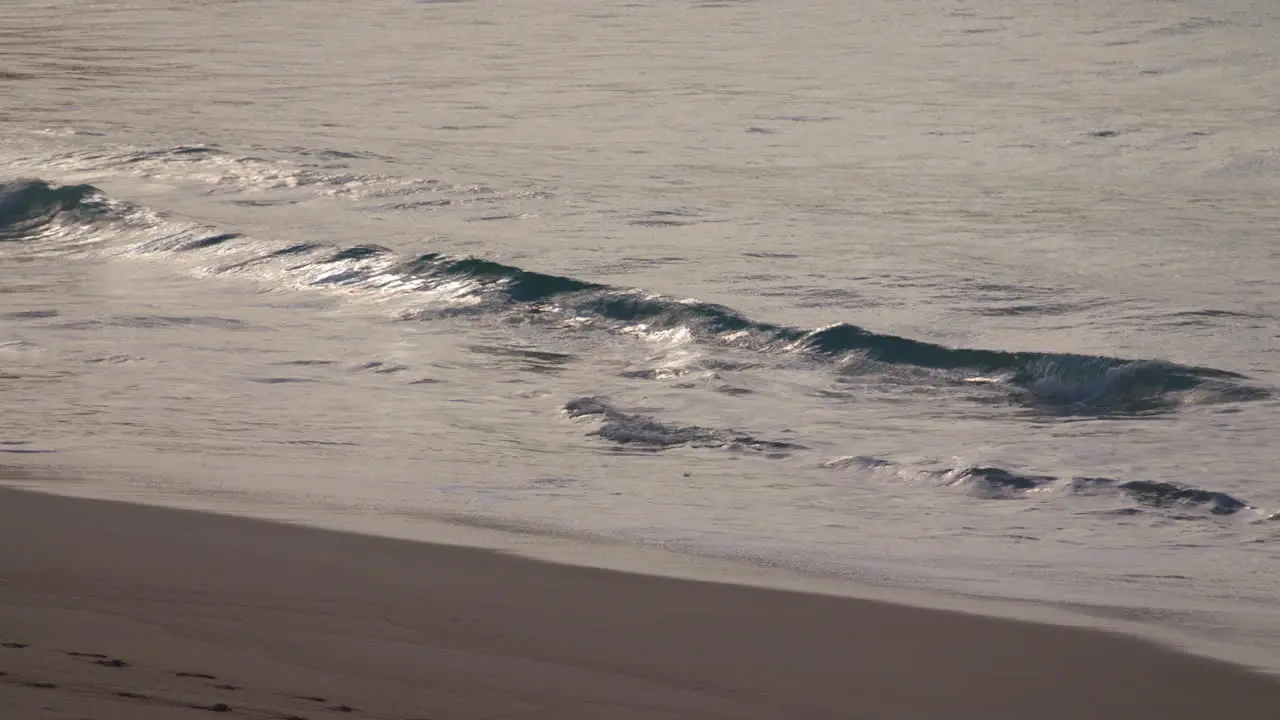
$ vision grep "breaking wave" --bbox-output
[1,178,1268,414]
[0,178,105,241]
[825,457,1258,518]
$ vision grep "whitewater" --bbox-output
[2,0,1278,670]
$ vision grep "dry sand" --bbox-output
[1,487,1277,720]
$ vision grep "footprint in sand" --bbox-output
[61,650,129,667]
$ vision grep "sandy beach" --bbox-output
[1,486,1277,720]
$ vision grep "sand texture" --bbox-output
[2,487,1277,719]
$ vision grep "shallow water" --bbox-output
[3,0,1279,669]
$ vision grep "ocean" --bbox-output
[3,0,1278,670]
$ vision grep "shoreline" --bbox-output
[2,486,1277,719]
[4,466,1278,675]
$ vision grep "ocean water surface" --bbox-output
[3,0,1279,669]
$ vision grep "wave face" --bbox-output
[0,179,105,241]
[0,178,1268,417]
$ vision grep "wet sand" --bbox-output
[1,487,1277,719]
